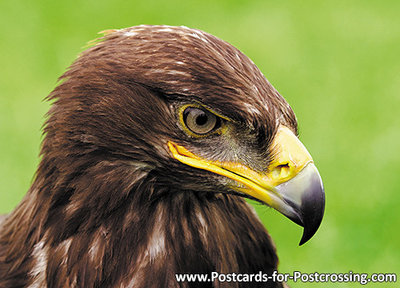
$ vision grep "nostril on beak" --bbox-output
[271,163,291,179]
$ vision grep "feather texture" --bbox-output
[0,25,297,287]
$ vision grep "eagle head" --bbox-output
[1,25,325,287]
[46,25,324,243]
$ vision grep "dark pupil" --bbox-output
[195,113,208,126]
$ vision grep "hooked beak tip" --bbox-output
[275,163,325,245]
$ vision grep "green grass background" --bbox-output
[0,0,399,287]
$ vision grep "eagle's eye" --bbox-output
[182,106,221,136]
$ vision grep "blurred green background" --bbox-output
[0,0,399,287]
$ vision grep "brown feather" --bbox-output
[0,25,296,287]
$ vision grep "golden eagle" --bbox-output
[0,25,324,287]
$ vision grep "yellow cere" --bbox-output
[167,125,314,207]
[268,126,313,186]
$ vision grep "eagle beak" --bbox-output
[167,126,325,245]
[262,126,325,245]
[273,162,325,245]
